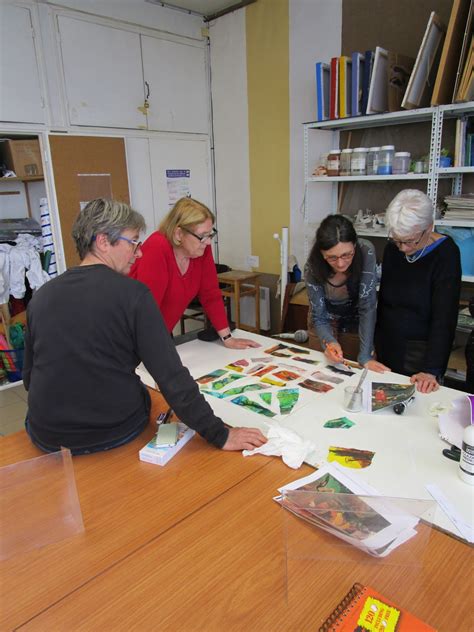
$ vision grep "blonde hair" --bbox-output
[159,198,215,246]
[385,189,433,237]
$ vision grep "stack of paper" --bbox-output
[275,464,421,557]
[443,193,474,220]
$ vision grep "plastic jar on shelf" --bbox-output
[351,147,368,175]
[393,151,411,175]
[366,147,380,175]
[340,149,353,176]
[327,149,341,176]
[377,145,395,175]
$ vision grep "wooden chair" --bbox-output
[217,270,261,333]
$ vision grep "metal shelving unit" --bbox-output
[308,174,431,183]
[303,102,474,277]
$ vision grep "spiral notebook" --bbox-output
[319,583,436,631]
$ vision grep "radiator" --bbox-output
[230,285,271,331]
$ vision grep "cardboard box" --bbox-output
[0,139,43,178]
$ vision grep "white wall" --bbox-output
[209,10,252,270]
[289,0,342,268]
[208,0,342,271]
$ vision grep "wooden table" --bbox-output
[3,436,472,632]
[1,413,473,631]
[0,398,271,631]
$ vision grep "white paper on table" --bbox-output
[426,483,474,543]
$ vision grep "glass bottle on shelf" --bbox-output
[366,147,380,175]
[393,152,411,175]
[351,147,368,175]
[377,145,395,175]
[340,149,353,176]
[327,149,341,176]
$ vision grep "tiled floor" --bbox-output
[0,383,28,436]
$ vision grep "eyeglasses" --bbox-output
[116,236,142,253]
[323,250,355,264]
[181,227,218,243]
[387,230,426,248]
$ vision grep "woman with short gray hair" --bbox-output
[72,198,146,260]
[384,188,434,239]
[23,198,267,455]
[375,189,461,393]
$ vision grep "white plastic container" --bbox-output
[366,147,380,176]
[377,145,395,175]
[340,149,353,176]
[351,147,368,175]
[459,424,474,485]
[393,151,411,175]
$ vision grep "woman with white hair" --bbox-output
[375,189,461,393]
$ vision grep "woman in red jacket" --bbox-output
[130,197,259,350]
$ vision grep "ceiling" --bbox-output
[146,0,255,19]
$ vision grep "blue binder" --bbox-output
[315,61,330,121]
[351,52,365,116]
[361,50,374,115]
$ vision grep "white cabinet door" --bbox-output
[142,36,209,134]
[148,137,211,227]
[0,5,44,124]
[58,16,146,129]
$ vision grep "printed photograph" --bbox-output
[327,364,355,377]
[273,370,301,381]
[252,364,277,377]
[211,373,244,390]
[299,378,334,393]
[371,382,416,412]
[327,446,375,469]
[196,369,227,385]
[292,356,320,366]
[230,395,276,417]
[323,417,355,429]
[312,370,344,385]
[283,472,391,541]
[277,388,300,414]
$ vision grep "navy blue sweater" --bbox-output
[375,237,461,377]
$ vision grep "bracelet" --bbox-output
[221,333,232,342]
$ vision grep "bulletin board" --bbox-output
[48,135,130,267]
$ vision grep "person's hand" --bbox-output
[410,372,439,393]
[222,427,267,451]
[364,359,391,373]
[223,337,260,349]
[324,342,343,364]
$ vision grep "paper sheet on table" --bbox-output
[438,395,473,449]
[242,423,323,469]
